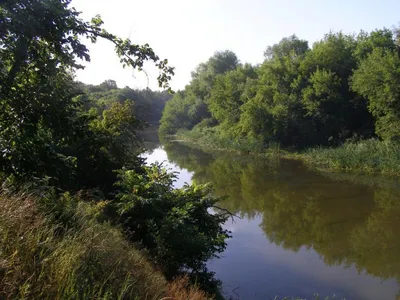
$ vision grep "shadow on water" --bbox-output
[144,134,400,300]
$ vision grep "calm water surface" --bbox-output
[143,138,400,300]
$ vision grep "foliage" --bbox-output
[176,127,272,154]
[351,47,400,140]
[159,26,400,152]
[80,81,172,125]
[159,50,239,135]
[208,64,258,126]
[159,91,200,135]
[303,139,400,174]
[0,0,172,189]
[0,189,214,299]
[114,164,230,293]
[0,0,229,298]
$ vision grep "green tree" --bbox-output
[0,1,231,296]
[0,0,173,187]
[241,36,310,147]
[81,81,171,125]
[354,28,396,61]
[300,32,374,145]
[160,50,240,134]
[208,64,257,127]
[159,91,198,134]
[264,34,309,60]
[352,48,400,140]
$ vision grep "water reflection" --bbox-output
[145,139,400,300]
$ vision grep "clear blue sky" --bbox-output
[72,0,400,91]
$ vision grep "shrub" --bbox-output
[114,164,231,292]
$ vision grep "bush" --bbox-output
[114,164,230,293]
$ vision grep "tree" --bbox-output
[300,32,374,144]
[244,36,310,147]
[159,91,197,134]
[208,64,257,126]
[352,48,400,140]
[0,2,231,296]
[0,0,173,186]
[81,82,171,125]
[160,50,240,134]
[354,28,396,61]
[99,79,118,91]
[264,35,309,60]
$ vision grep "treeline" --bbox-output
[79,80,171,125]
[160,28,400,150]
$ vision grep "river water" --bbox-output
[143,137,400,300]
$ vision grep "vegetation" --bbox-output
[159,29,400,173]
[0,189,212,299]
[302,139,400,175]
[0,190,166,299]
[80,80,171,126]
[0,0,229,298]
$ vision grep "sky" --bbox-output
[72,0,400,91]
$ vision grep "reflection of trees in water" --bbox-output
[163,141,400,283]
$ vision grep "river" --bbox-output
[143,136,400,300]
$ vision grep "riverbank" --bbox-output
[170,129,400,176]
[0,190,209,300]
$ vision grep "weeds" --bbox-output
[176,127,281,156]
[303,139,400,175]
[0,191,209,299]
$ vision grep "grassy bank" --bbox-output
[0,190,209,300]
[171,129,400,175]
[301,139,400,175]
[174,128,282,156]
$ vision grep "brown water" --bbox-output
[143,138,400,300]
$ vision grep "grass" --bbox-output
[0,190,210,300]
[302,139,400,175]
[175,127,282,157]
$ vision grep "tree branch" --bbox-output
[212,205,241,223]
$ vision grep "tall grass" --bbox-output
[0,191,210,299]
[176,127,281,156]
[304,139,400,175]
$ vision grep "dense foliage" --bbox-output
[0,0,229,297]
[80,80,171,125]
[160,29,400,149]
[115,166,229,282]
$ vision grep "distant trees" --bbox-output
[81,80,171,125]
[160,27,400,149]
